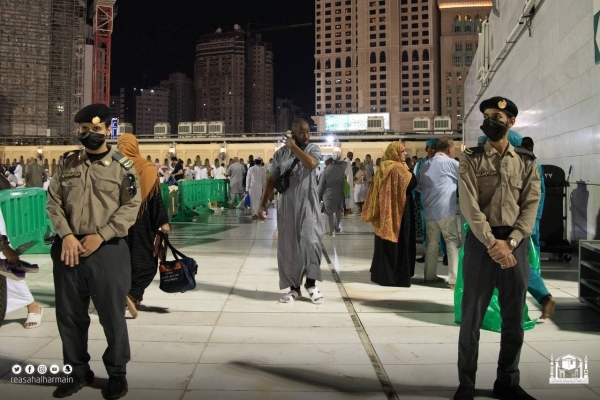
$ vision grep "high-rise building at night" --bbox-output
[313,0,441,132]
[194,29,275,134]
[245,34,274,133]
[276,98,303,132]
[194,31,246,134]
[438,0,491,132]
[109,95,120,120]
[160,72,196,132]
[134,88,169,136]
[119,87,169,136]
[0,0,87,141]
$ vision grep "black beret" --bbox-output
[74,103,111,124]
[479,96,518,118]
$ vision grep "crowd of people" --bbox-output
[1,158,49,189]
[0,96,556,400]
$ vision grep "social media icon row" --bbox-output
[12,364,72,375]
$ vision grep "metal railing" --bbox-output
[0,130,463,146]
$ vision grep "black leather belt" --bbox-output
[491,226,512,240]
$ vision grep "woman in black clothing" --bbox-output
[118,134,170,318]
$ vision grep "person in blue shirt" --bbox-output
[479,132,555,319]
[521,136,555,318]
[418,137,461,287]
[414,139,447,264]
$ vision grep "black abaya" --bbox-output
[128,193,169,301]
[370,174,417,287]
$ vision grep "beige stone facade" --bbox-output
[314,0,441,132]
[1,140,463,176]
[438,0,491,132]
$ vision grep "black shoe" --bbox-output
[53,370,94,398]
[443,255,448,266]
[493,380,536,400]
[454,385,476,400]
[104,376,128,400]
[416,255,425,263]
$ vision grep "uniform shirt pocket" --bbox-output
[509,176,523,190]
[61,178,83,201]
[95,179,119,193]
[476,175,499,188]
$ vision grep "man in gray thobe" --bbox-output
[318,155,347,235]
[364,154,374,184]
[258,118,324,304]
[24,158,47,188]
[227,157,246,208]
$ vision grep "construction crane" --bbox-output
[244,23,313,37]
[91,0,117,106]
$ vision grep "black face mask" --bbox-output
[78,132,106,151]
[480,118,509,142]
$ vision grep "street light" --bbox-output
[219,142,227,161]
[169,142,176,156]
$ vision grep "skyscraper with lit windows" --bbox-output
[438,0,491,132]
[313,0,440,132]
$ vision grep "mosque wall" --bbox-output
[464,0,600,242]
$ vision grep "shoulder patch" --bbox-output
[464,146,484,157]
[514,147,536,160]
[62,150,80,159]
[459,161,469,174]
[112,151,134,170]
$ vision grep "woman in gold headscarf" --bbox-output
[361,141,417,287]
[117,134,170,318]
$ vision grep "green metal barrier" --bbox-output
[0,188,50,254]
[160,183,170,213]
[207,179,229,207]
[168,180,231,222]
[454,223,540,332]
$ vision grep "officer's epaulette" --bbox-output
[514,147,536,160]
[62,149,81,159]
[112,151,134,170]
[463,146,484,156]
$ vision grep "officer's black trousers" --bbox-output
[457,229,529,388]
[52,236,131,378]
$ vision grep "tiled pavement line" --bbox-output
[174,214,261,400]
[322,247,399,400]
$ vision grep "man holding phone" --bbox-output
[258,118,324,304]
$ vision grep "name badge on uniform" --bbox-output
[476,171,498,178]
[61,172,81,179]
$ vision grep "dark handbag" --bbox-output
[274,158,299,194]
[158,233,198,293]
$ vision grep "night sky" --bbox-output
[98,0,315,114]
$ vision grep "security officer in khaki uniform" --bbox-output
[454,97,540,400]
[47,104,141,399]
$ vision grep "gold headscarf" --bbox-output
[117,134,159,216]
[361,142,412,243]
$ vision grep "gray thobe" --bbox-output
[318,161,347,214]
[228,162,246,194]
[270,144,323,289]
[344,158,355,210]
[246,165,266,216]
[365,162,374,184]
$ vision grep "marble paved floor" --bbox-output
[1,208,599,399]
